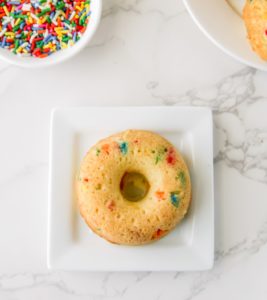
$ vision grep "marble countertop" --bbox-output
[1,0,267,299]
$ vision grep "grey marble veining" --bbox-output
[148,67,267,184]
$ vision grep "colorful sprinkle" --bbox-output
[166,148,176,165]
[0,0,91,58]
[155,155,160,164]
[176,171,186,188]
[107,200,115,212]
[83,177,89,182]
[102,144,110,155]
[170,191,180,208]
[118,141,128,155]
[152,228,165,239]
[155,147,167,164]
[155,190,165,200]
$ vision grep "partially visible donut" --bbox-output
[243,0,267,60]
[76,130,191,245]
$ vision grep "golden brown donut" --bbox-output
[76,130,191,245]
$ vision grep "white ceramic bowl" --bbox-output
[183,0,267,71]
[0,0,102,68]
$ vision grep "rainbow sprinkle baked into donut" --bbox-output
[76,130,192,246]
[0,0,91,58]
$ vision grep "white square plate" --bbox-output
[48,107,214,271]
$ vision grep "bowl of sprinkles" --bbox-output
[0,0,102,67]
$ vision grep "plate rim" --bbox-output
[183,0,267,72]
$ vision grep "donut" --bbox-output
[243,0,267,60]
[76,130,191,245]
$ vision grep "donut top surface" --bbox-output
[76,130,192,245]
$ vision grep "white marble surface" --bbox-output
[0,0,267,299]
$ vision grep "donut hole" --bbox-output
[120,172,150,202]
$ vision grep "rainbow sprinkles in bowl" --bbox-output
[0,0,91,58]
